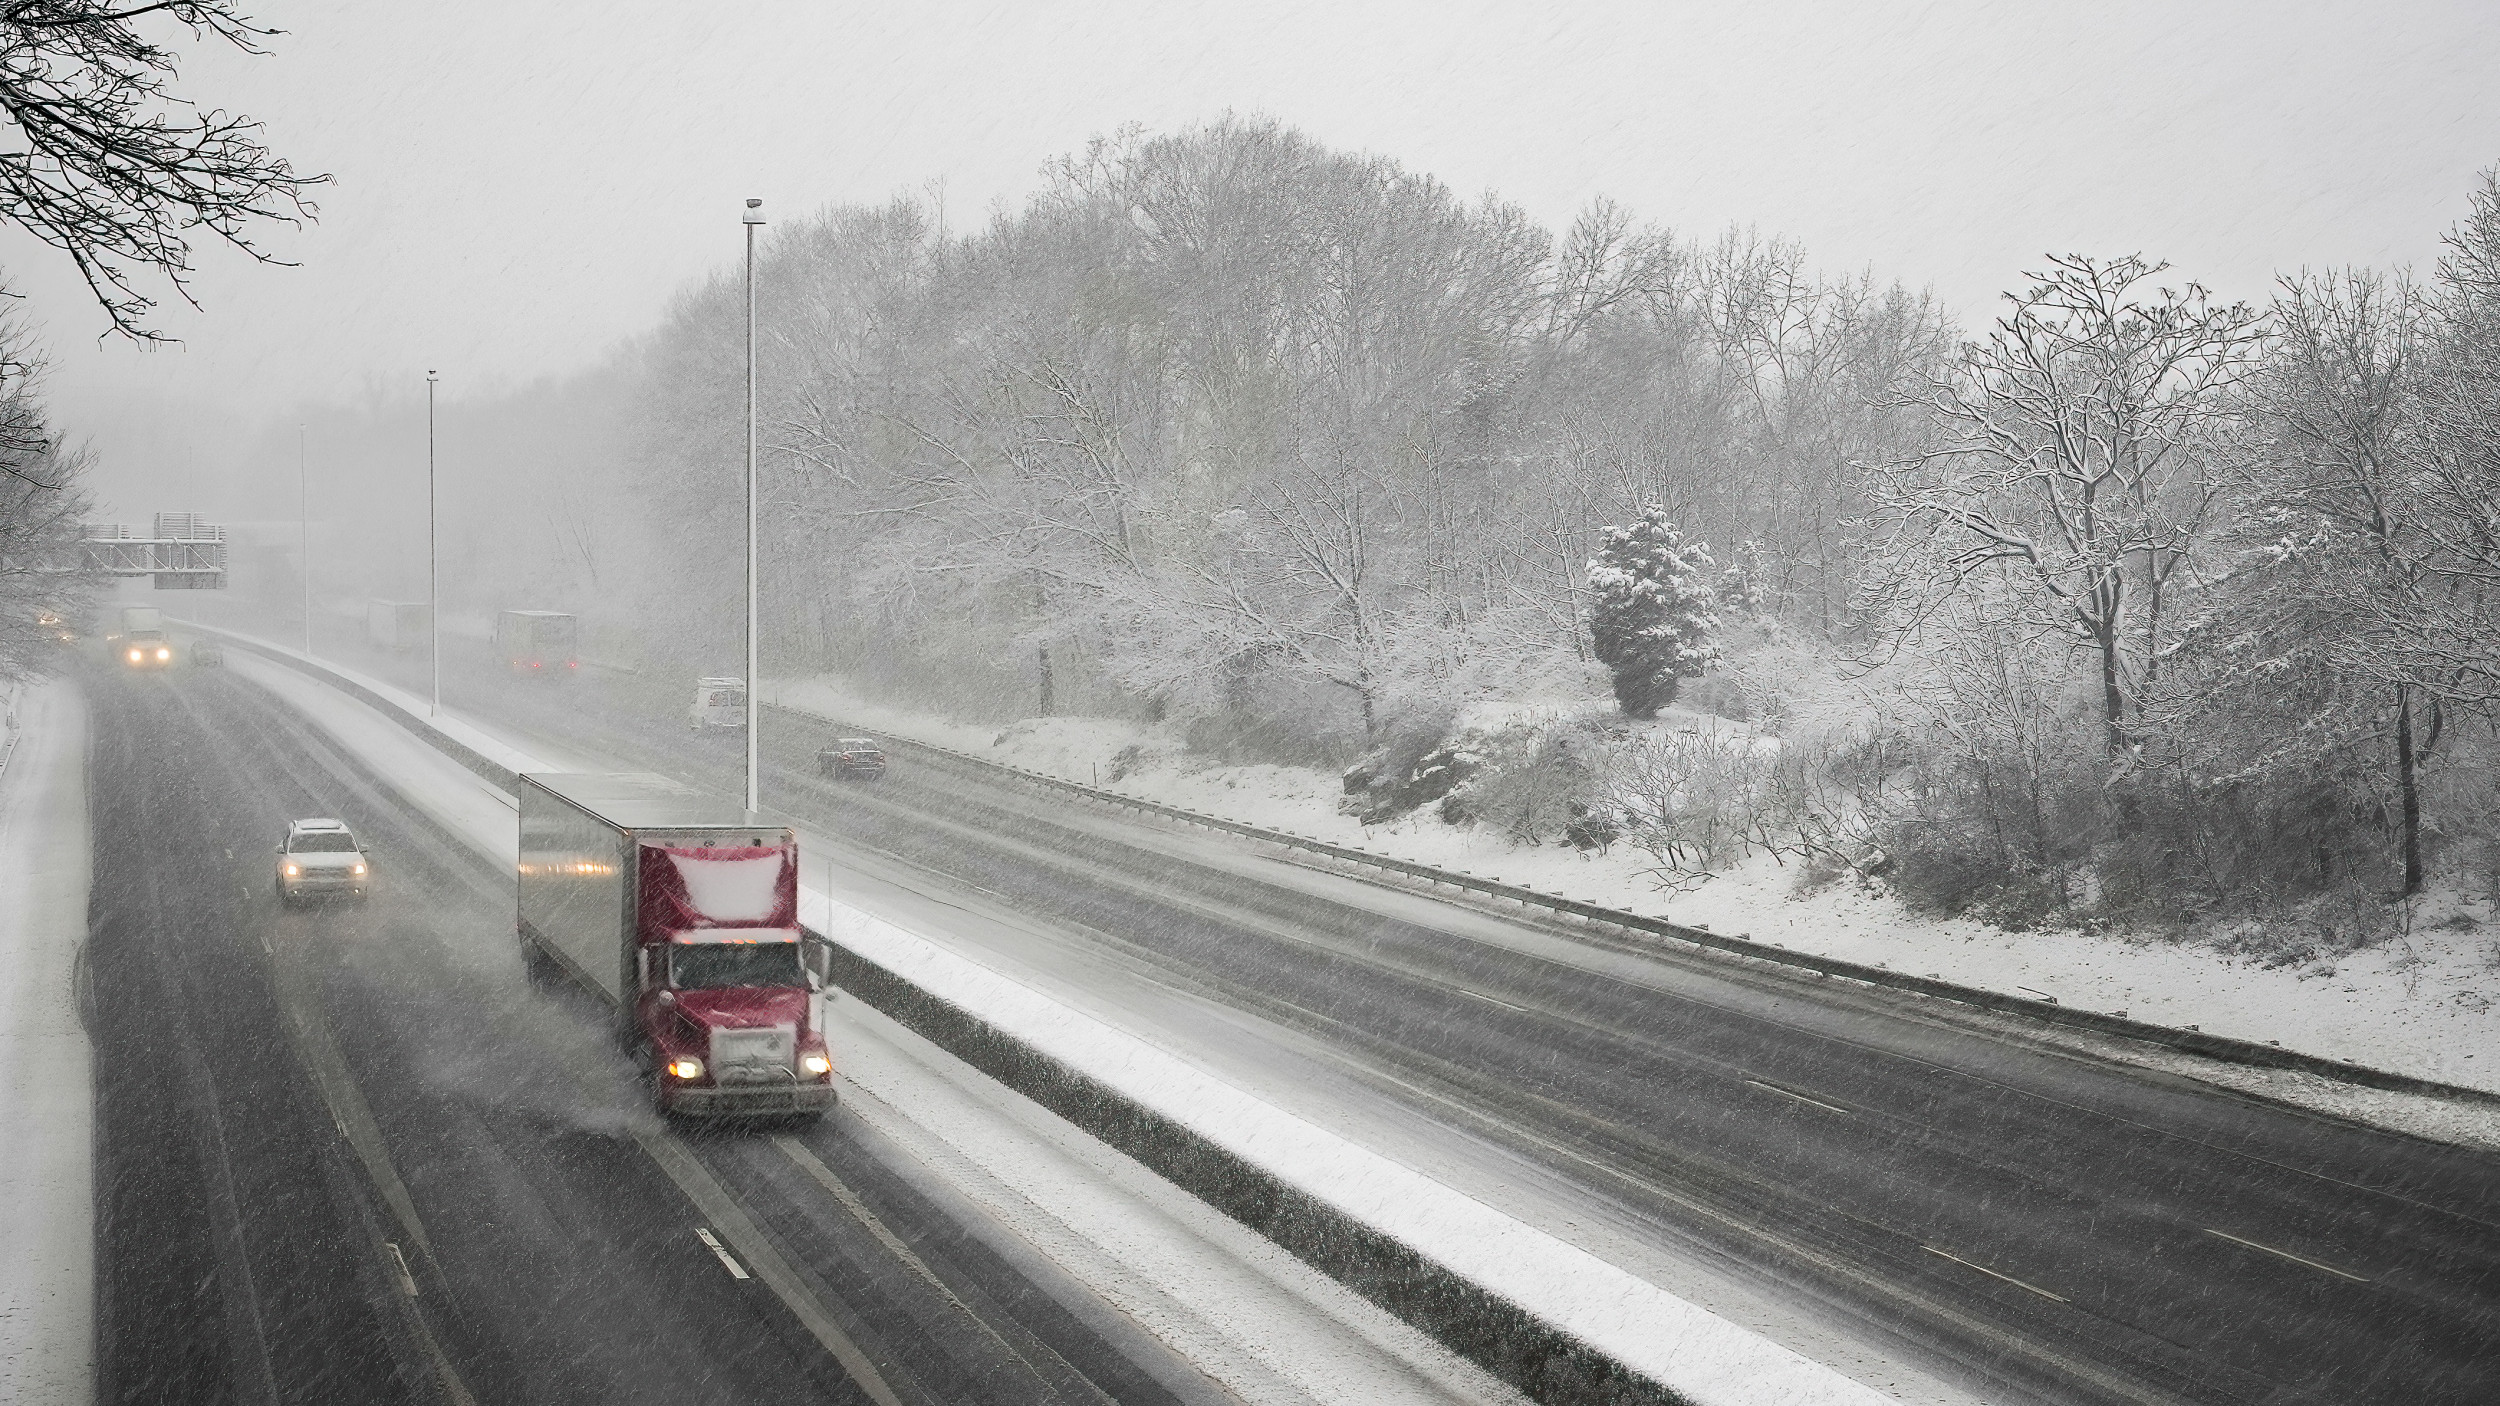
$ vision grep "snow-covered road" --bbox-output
[212,632,1907,1406]
[0,680,91,1406]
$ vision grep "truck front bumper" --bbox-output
[663,1082,837,1117]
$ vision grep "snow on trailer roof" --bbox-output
[520,772,794,832]
[291,818,348,831]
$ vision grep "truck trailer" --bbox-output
[496,609,578,674]
[516,772,834,1118]
[366,599,431,652]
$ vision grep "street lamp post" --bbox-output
[299,424,310,658]
[427,369,440,717]
[743,197,764,816]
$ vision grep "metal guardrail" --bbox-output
[764,701,2500,1112]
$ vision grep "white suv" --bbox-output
[277,819,371,905]
[689,677,747,731]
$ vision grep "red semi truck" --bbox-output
[516,772,835,1118]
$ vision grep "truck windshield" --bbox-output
[291,833,360,853]
[672,941,801,990]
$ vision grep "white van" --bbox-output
[688,677,747,731]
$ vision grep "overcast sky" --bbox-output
[15,0,2499,516]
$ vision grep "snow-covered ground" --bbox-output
[214,632,1898,1405]
[760,675,2500,1103]
[0,680,92,1406]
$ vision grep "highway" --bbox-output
[216,614,2500,1406]
[83,658,1509,1406]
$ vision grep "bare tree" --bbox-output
[1870,254,2266,753]
[0,1,325,340]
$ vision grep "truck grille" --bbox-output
[711,1025,796,1084]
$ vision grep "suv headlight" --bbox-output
[351,862,367,876]
[155,647,170,660]
[666,1056,705,1080]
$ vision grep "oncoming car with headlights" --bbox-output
[277,819,371,905]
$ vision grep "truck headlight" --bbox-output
[283,863,300,876]
[156,647,170,660]
[667,1056,705,1080]
[800,1052,832,1077]
[127,648,142,663]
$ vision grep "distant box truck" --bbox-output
[366,599,431,652]
[515,772,835,1119]
[495,609,578,675]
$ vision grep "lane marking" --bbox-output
[694,1226,751,1281]
[774,1135,1115,1405]
[1923,1246,2069,1303]
[1744,1079,1854,1116]
[384,1241,420,1297]
[1454,985,1528,1013]
[631,1129,907,1406]
[2202,1228,2371,1283]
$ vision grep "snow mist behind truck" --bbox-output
[516,772,835,1118]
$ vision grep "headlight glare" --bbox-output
[283,863,299,876]
[667,1056,705,1080]
[127,648,141,662]
[800,1052,832,1077]
[156,647,170,660]
[351,862,367,875]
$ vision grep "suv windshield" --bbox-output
[291,832,360,853]
[672,941,801,990]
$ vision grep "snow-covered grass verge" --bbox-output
[761,673,2500,1101]
[0,679,92,1406]
[225,634,1890,1406]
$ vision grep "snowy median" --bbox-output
[199,629,1894,1406]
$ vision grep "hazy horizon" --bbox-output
[12,0,2498,522]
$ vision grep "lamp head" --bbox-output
[742,198,765,226]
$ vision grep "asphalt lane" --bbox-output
[82,660,1236,1406]
[318,627,2500,1406]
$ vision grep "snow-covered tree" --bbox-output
[1718,538,1769,617]
[1586,505,1719,718]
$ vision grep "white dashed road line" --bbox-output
[2202,1228,2371,1284]
[1923,1246,2069,1303]
[693,1226,751,1281]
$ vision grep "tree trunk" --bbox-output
[2395,682,2423,896]
[2097,624,2126,756]
[1037,643,1054,717]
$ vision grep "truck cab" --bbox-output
[640,926,833,1111]
[119,631,173,669]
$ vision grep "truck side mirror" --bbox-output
[656,989,678,1007]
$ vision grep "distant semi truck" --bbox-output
[516,772,834,1119]
[113,604,172,669]
[367,600,431,652]
[496,610,578,675]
